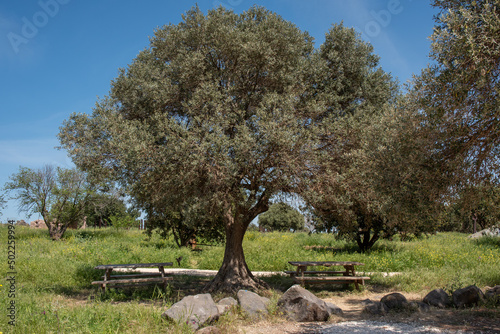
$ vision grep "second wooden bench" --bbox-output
[92,262,173,291]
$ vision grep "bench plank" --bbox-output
[104,273,163,279]
[100,283,166,289]
[293,276,371,281]
[288,261,364,267]
[95,262,173,270]
[284,271,347,275]
[92,277,172,285]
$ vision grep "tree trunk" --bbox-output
[48,221,68,241]
[203,213,269,294]
[472,212,477,233]
[356,229,379,253]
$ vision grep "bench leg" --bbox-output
[102,269,112,292]
[159,265,169,289]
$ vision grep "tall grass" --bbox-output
[1,225,499,333]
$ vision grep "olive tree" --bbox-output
[58,7,394,291]
[4,165,93,240]
[415,0,500,181]
[301,24,399,251]
[59,6,321,292]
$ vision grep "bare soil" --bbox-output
[236,291,500,334]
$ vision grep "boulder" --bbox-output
[30,219,48,229]
[162,294,219,330]
[381,292,409,310]
[277,285,337,322]
[15,220,29,227]
[326,302,343,315]
[362,299,388,315]
[413,301,431,313]
[423,288,451,308]
[469,226,500,239]
[196,326,220,334]
[485,285,500,305]
[216,297,237,315]
[237,290,270,318]
[452,285,484,308]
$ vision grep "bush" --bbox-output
[109,214,139,229]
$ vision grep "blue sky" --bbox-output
[0,0,439,222]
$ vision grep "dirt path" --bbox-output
[237,291,500,334]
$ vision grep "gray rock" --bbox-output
[196,326,220,334]
[237,290,270,318]
[381,293,409,310]
[277,285,334,322]
[216,297,237,315]
[423,288,451,308]
[162,294,219,330]
[413,301,430,312]
[363,299,388,315]
[485,285,500,304]
[361,298,375,306]
[452,285,484,308]
[218,297,238,307]
[326,302,343,315]
[468,226,500,239]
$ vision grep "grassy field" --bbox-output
[1,225,499,333]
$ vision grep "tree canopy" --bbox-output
[4,165,94,240]
[402,0,500,237]
[59,6,397,291]
[415,0,500,181]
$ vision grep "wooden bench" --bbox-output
[92,262,173,291]
[286,261,370,290]
[284,270,347,275]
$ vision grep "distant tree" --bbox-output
[0,192,6,217]
[449,181,500,233]
[143,199,225,248]
[83,188,135,228]
[309,213,337,234]
[4,165,94,240]
[109,213,140,230]
[258,202,304,232]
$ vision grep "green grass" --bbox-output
[1,226,499,333]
